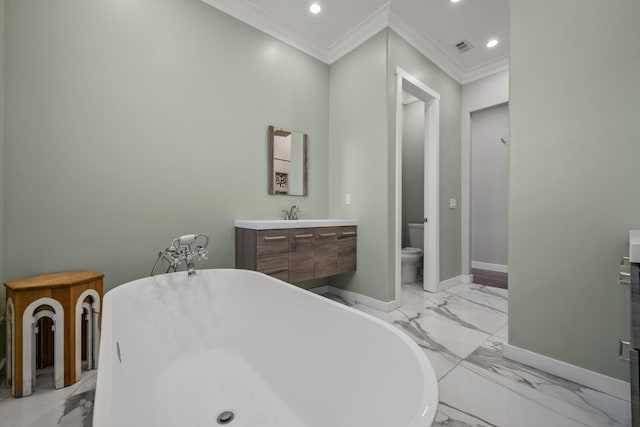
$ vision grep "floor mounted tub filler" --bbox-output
[93,269,438,427]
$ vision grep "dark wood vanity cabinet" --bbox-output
[289,228,316,283]
[337,227,357,274]
[314,228,338,278]
[235,226,357,283]
[256,229,290,281]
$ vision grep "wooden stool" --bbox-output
[4,271,103,397]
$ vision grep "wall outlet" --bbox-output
[449,198,457,209]
[346,194,351,205]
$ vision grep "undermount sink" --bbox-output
[235,219,357,230]
[631,230,640,263]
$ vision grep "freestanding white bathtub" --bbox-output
[93,269,438,427]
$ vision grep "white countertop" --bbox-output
[631,230,640,263]
[235,219,357,230]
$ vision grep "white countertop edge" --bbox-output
[630,230,640,264]
[235,219,358,230]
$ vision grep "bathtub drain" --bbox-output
[217,410,235,425]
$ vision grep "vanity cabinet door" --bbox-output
[289,229,315,283]
[315,227,338,279]
[337,227,357,274]
[257,229,289,281]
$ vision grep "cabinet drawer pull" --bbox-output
[295,234,313,239]
[264,236,287,241]
[319,233,336,237]
[266,268,289,275]
[341,231,356,236]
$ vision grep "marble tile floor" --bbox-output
[349,282,631,427]
[0,368,96,427]
[0,282,630,427]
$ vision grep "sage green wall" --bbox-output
[3,0,329,293]
[509,0,640,380]
[387,30,462,282]
[329,29,462,302]
[328,30,390,301]
[402,101,425,247]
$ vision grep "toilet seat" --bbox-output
[402,247,422,256]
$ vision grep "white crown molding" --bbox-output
[388,5,465,84]
[201,0,508,85]
[462,56,510,85]
[327,2,391,64]
[201,0,330,62]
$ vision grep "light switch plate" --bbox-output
[449,199,457,209]
[346,194,351,205]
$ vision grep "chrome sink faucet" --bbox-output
[282,205,301,220]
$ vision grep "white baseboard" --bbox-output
[503,343,630,401]
[307,285,329,295]
[438,274,469,292]
[472,261,508,273]
[307,285,399,312]
[309,276,474,310]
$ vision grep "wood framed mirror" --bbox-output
[268,125,308,196]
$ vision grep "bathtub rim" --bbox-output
[94,269,439,427]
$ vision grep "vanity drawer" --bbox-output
[337,226,357,274]
[235,224,357,283]
[289,229,315,283]
[315,227,338,279]
[257,229,289,281]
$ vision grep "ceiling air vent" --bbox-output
[455,40,473,53]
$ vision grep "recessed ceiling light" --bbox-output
[486,39,499,48]
[309,3,321,14]
[450,0,461,3]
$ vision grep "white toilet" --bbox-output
[401,223,424,284]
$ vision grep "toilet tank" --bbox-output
[408,223,424,250]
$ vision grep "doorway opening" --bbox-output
[470,103,509,288]
[394,67,440,300]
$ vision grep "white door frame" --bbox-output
[394,67,440,298]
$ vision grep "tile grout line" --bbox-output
[438,319,509,383]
